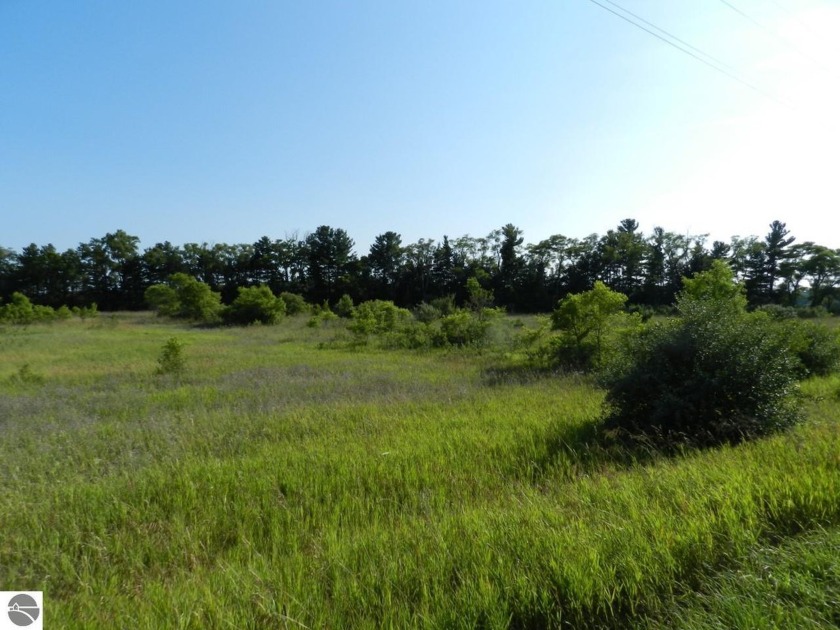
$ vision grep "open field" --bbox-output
[1,314,839,628]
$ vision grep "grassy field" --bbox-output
[1,313,839,628]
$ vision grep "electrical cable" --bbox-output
[585,0,791,108]
[717,0,838,77]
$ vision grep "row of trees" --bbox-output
[1,220,838,312]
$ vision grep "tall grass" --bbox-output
[0,314,838,627]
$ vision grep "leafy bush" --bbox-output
[603,262,801,446]
[782,319,840,377]
[466,276,494,311]
[335,294,355,318]
[0,292,36,324]
[223,285,286,325]
[307,302,338,327]
[413,302,442,324]
[0,293,81,324]
[72,303,99,319]
[156,337,186,375]
[550,281,633,370]
[797,306,829,319]
[430,295,457,316]
[439,310,490,346]
[279,292,309,315]
[144,284,179,316]
[145,273,221,323]
[381,321,444,350]
[756,304,797,320]
[349,300,412,336]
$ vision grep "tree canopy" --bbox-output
[2,220,838,314]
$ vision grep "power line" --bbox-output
[585,0,791,108]
[717,0,837,77]
[598,0,739,74]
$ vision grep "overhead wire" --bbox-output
[598,0,739,74]
[584,0,792,108]
[716,0,838,77]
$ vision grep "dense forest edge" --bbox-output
[2,219,838,315]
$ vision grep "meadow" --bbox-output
[1,313,839,628]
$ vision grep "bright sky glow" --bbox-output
[2,1,839,253]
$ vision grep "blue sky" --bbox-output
[2,0,839,254]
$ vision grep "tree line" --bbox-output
[1,219,838,313]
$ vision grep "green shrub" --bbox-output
[603,263,801,446]
[144,284,179,316]
[413,302,442,324]
[307,306,338,328]
[223,285,286,325]
[55,305,73,320]
[756,304,797,320]
[349,300,412,336]
[0,292,36,324]
[32,305,57,322]
[466,276,494,311]
[626,304,655,322]
[279,292,308,315]
[72,303,99,319]
[797,306,829,319]
[782,319,840,377]
[381,321,443,350]
[439,310,490,346]
[550,281,632,371]
[7,363,45,385]
[430,295,457,316]
[156,337,186,375]
[145,274,221,323]
[335,294,355,318]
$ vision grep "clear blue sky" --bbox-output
[2,0,839,254]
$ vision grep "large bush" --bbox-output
[145,273,222,323]
[439,310,491,346]
[223,285,286,325]
[782,319,840,377]
[279,292,308,315]
[549,281,636,370]
[0,293,84,324]
[0,292,38,324]
[603,262,801,446]
[348,300,412,336]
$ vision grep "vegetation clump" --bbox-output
[549,280,638,370]
[438,310,491,346]
[145,273,222,323]
[0,292,97,324]
[334,293,355,318]
[278,292,308,316]
[784,319,840,377]
[156,337,186,375]
[603,261,802,446]
[7,363,45,385]
[307,300,338,327]
[348,300,412,336]
[222,285,286,325]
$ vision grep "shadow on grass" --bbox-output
[527,418,671,483]
[529,410,797,484]
[480,363,589,387]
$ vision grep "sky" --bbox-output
[2,0,840,255]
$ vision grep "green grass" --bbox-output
[641,525,840,629]
[1,314,839,628]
